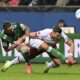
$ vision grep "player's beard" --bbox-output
[52,37,62,43]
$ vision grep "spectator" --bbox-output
[57,19,68,28]
[67,0,80,6]
[56,0,69,6]
[8,0,20,6]
[19,0,32,5]
[35,0,56,5]
[0,0,32,6]
[0,0,9,6]
[0,1,7,6]
[56,19,75,33]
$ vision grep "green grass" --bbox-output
[0,63,80,80]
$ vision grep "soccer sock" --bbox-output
[47,46,66,62]
[47,61,60,68]
[9,57,19,66]
[8,54,25,67]
[21,49,30,63]
[47,61,55,68]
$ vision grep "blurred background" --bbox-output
[0,0,80,6]
[0,0,80,32]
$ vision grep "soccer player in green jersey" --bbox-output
[0,21,32,73]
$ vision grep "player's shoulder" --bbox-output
[61,31,66,35]
[12,23,24,26]
[13,23,25,29]
[43,28,52,30]
[1,30,4,36]
[42,28,53,32]
[61,31,68,38]
[1,30,7,39]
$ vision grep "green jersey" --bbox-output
[1,23,26,43]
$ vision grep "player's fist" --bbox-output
[67,53,76,67]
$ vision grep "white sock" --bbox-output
[47,61,60,68]
[9,57,19,66]
[9,54,25,66]
[66,60,68,63]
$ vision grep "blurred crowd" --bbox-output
[0,0,80,6]
[0,0,33,6]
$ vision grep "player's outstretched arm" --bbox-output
[2,41,17,52]
[30,32,37,38]
[66,39,74,56]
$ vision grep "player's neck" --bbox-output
[50,32,53,38]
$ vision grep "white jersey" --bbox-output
[36,28,69,44]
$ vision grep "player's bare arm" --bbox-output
[30,32,37,38]
[2,40,17,52]
[15,26,30,45]
[65,39,75,62]
[66,39,74,55]
[25,26,30,36]
[24,26,30,45]
[3,38,24,52]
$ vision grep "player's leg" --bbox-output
[39,42,76,67]
[1,54,25,72]
[30,39,67,62]
[30,38,66,62]
[1,44,32,74]
[44,58,61,73]
[43,44,61,73]
[17,44,32,74]
[39,42,67,62]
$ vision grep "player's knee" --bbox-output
[40,42,49,50]
[19,46,28,53]
[21,48,28,54]
[18,44,29,53]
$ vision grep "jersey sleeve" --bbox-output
[61,31,70,43]
[36,29,49,39]
[20,24,26,31]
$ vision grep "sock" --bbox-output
[47,61,55,68]
[47,46,66,62]
[8,54,25,67]
[21,49,30,63]
[47,61,60,68]
[9,57,19,66]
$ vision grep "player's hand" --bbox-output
[14,37,23,45]
[24,37,29,45]
[67,53,76,67]
[68,53,73,62]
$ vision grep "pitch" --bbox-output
[0,63,80,80]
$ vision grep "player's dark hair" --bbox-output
[53,27,62,34]
[3,21,11,29]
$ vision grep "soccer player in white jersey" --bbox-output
[30,27,76,73]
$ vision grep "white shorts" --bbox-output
[29,38,44,49]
